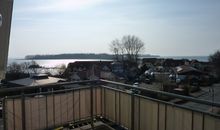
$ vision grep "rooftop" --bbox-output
[8,75,66,86]
[175,65,204,75]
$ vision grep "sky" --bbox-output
[8,0,220,58]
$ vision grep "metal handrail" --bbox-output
[100,79,220,107]
[2,79,220,130]
[0,80,99,94]
[2,79,220,107]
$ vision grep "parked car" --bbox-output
[144,78,151,84]
[133,82,139,87]
[131,82,141,94]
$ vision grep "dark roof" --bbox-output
[30,74,49,79]
[163,59,187,67]
[175,65,204,75]
[67,61,112,68]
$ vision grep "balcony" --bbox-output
[1,80,220,130]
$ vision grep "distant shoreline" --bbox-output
[15,58,113,60]
[7,56,209,68]
[24,53,114,60]
[10,55,209,62]
[24,53,160,60]
[160,56,209,62]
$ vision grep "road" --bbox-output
[185,83,220,112]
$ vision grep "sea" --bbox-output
[160,56,209,62]
[7,56,209,68]
[7,59,113,67]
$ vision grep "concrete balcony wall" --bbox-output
[0,0,13,80]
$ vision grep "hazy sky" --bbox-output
[9,0,220,58]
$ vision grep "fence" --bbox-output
[2,80,220,130]
[102,86,220,130]
[3,85,102,130]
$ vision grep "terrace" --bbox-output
[1,0,220,130]
[0,79,220,130]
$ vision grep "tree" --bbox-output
[7,62,22,74]
[28,61,41,74]
[110,39,120,61]
[122,35,145,62]
[56,64,66,76]
[20,62,31,74]
[6,62,29,80]
[209,50,220,79]
[110,35,145,63]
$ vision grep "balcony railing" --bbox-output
[1,79,220,130]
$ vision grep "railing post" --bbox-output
[91,85,94,129]
[131,91,135,130]
[52,89,55,127]
[45,95,48,129]
[2,97,6,130]
[21,93,26,130]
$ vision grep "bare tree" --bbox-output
[110,39,120,61]
[209,50,220,79]
[7,62,22,74]
[20,62,31,74]
[56,64,66,75]
[122,35,145,62]
[118,41,125,61]
[29,61,41,74]
[110,35,145,63]
[6,62,31,80]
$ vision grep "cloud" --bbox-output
[20,0,106,13]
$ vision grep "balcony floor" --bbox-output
[60,118,126,130]
[65,122,113,130]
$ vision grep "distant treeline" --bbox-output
[25,53,115,60]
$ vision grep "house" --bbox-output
[111,62,123,73]
[173,65,205,84]
[162,59,188,67]
[70,72,81,81]
[175,65,204,75]
[142,58,158,66]
[66,61,112,80]
[100,71,115,80]
[100,65,116,80]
